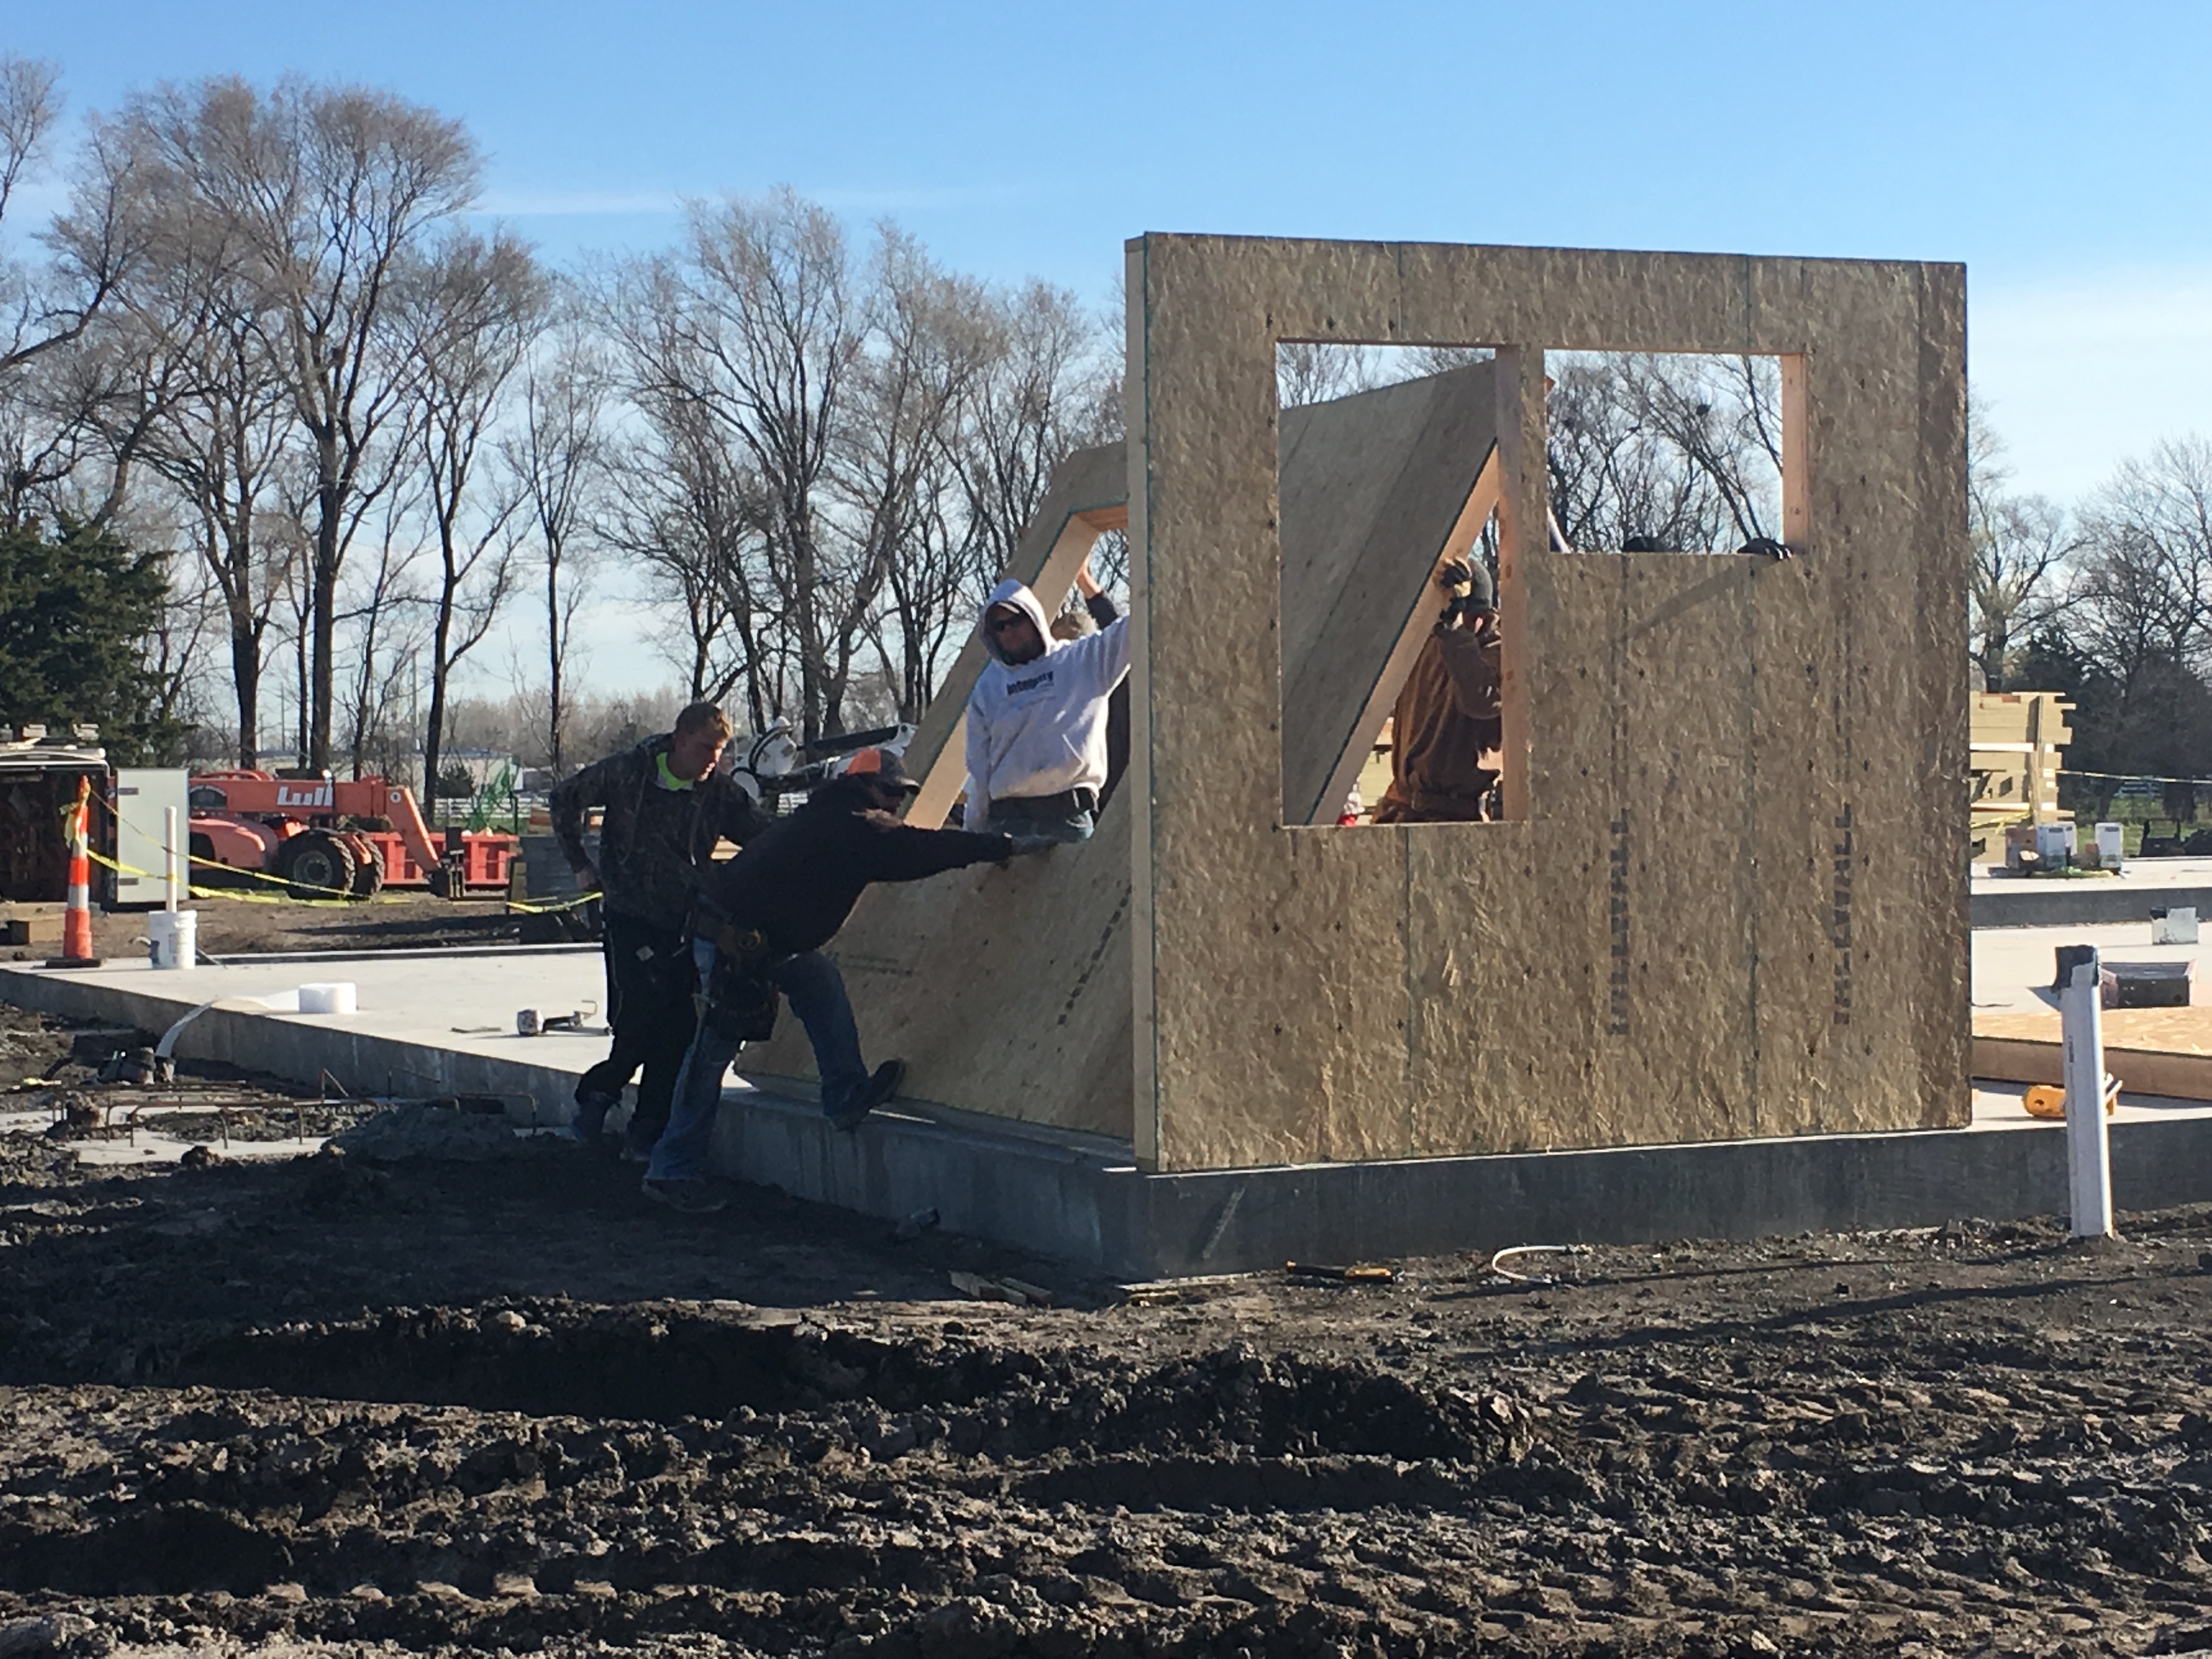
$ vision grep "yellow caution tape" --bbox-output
[91,837,600,915]
[80,789,589,913]
[83,844,368,906]
[504,890,602,916]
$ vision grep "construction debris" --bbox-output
[1284,1261,1397,1285]
[328,1103,523,1163]
[947,1271,1055,1307]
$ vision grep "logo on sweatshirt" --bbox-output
[1005,668,1056,695]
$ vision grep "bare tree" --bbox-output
[402,227,544,807]
[1548,356,1725,551]
[77,161,301,763]
[339,487,427,783]
[0,59,151,523]
[2070,438,2212,686]
[2,59,139,379]
[955,278,1114,596]
[1276,341,1385,410]
[839,229,995,720]
[597,400,779,718]
[117,78,482,771]
[1540,353,1782,551]
[616,190,861,739]
[144,552,225,759]
[1612,353,1782,545]
[1962,404,2070,688]
[505,320,606,775]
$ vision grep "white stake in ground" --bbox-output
[2059,948,2115,1238]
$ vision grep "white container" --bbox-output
[2034,822,2077,864]
[297,981,358,1015]
[2096,822,2125,868]
[146,909,196,970]
[2154,907,2200,945]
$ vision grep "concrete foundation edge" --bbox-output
[9,962,2212,1282]
[721,1090,2212,1280]
[1972,883,2212,928]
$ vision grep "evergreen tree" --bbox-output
[0,520,185,763]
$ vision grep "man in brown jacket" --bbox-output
[1373,559,1503,824]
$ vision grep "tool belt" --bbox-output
[696,924,781,1044]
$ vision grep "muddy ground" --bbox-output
[4,1011,2212,1655]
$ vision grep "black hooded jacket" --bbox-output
[698,775,1013,956]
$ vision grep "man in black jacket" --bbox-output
[642,747,1019,1213]
[549,703,765,1158]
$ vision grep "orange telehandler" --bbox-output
[186,771,516,900]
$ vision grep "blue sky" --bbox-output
[10,1,2212,689]
[15,0,2212,503]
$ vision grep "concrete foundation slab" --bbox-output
[9,950,2212,1280]
[1971,917,2212,1016]
[0,950,612,1122]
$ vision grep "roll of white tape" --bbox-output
[297,981,358,1015]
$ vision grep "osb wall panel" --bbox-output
[744,803,1136,1138]
[1130,234,1969,1171]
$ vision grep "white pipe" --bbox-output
[2060,951,2115,1238]
[163,805,179,913]
[1489,1244,1570,1284]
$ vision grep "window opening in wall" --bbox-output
[1274,341,1511,828]
[1546,352,1791,556]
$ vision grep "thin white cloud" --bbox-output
[1972,266,2212,503]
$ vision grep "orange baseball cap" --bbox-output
[845,747,919,791]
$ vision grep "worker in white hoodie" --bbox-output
[964,554,1129,844]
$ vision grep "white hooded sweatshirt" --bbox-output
[963,577,1129,827]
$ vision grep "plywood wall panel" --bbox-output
[743,804,1137,1138]
[1131,235,1970,1172]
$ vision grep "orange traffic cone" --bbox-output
[45,775,101,969]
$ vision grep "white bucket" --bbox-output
[147,909,197,970]
[297,981,358,1015]
[2096,822,2125,867]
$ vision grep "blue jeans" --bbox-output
[981,794,1094,845]
[645,940,870,1183]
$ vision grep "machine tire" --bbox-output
[276,832,358,901]
[349,839,386,898]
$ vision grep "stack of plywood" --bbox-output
[1971,691,2071,861]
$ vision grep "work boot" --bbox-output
[829,1060,905,1133]
[569,1090,620,1147]
[641,1178,726,1216]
